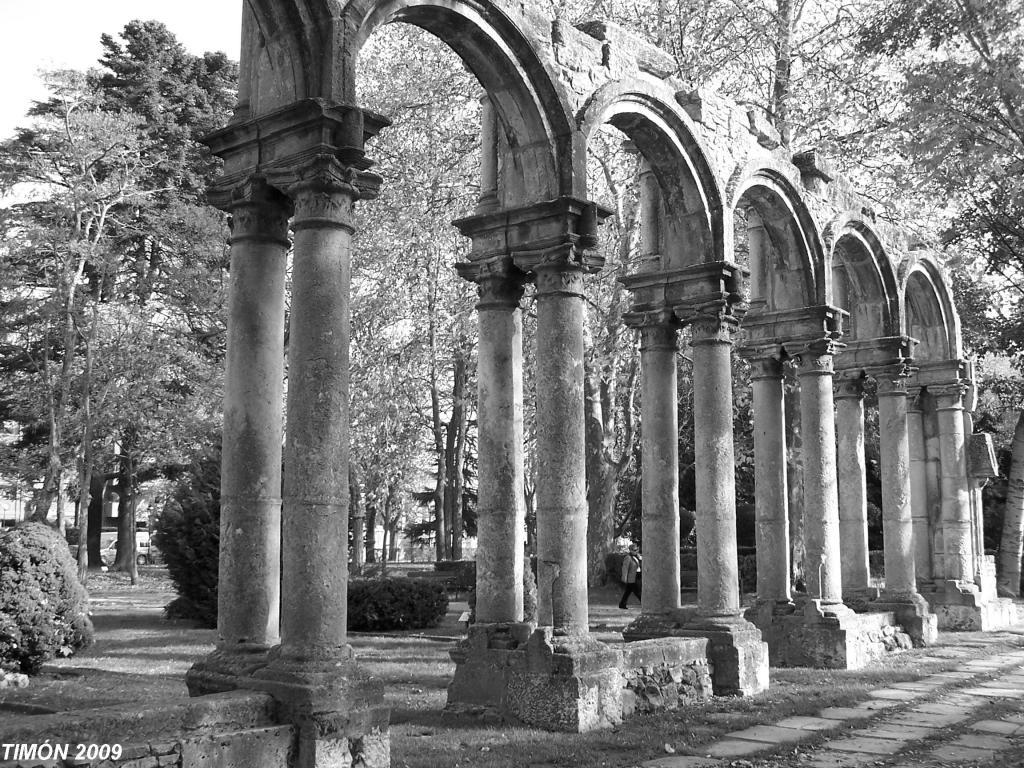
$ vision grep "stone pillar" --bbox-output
[749,357,791,608]
[187,180,290,696]
[871,367,936,644]
[874,368,917,596]
[907,389,932,583]
[933,382,974,585]
[638,318,681,615]
[477,96,499,213]
[473,265,527,623]
[638,158,661,272]
[796,343,846,610]
[690,312,742,619]
[254,158,389,766]
[534,264,589,634]
[833,375,870,596]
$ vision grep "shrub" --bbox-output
[152,446,221,627]
[348,578,448,631]
[0,522,94,674]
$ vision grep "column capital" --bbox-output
[870,363,913,397]
[931,380,969,408]
[746,355,784,380]
[534,263,585,298]
[832,374,865,400]
[210,176,293,248]
[794,340,841,376]
[688,307,741,345]
[282,156,382,232]
[456,256,528,310]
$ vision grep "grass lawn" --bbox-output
[2,570,1022,768]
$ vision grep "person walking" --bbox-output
[619,544,642,609]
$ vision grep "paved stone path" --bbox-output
[639,635,1024,768]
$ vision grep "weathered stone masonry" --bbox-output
[2,1,1011,765]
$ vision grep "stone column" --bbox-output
[933,382,974,585]
[749,357,791,608]
[473,265,527,623]
[272,161,361,665]
[477,96,499,213]
[796,343,846,610]
[534,265,589,634]
[833,375,870,596]
[638,318,681,615]
[638,158,661,272]
[187,181,290,695]
[907,389,932,583]
[690,312,742,619]
[874,368,917,597]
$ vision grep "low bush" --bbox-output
[0,522,94,674]
[348,578,448,631]
[152,446,221,627]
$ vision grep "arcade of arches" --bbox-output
[8,1,1015,766]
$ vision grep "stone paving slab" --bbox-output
[856,698,900,711]
[825,735,904,754]
[700,739,767,758]
[775,715,839,732]
[727,724,809,744]
[856,724,939,741]
[907,701,974,716]
[960,686,1024,697]
[926,744,995,762]
[867,688,919,701]
[888,710,971,728]
[952,732,1015,749]
[889,680,943,691]
[802,749,883,767]
[641,757,721,768]
[969,718,1023,735]
[817,707,876,721]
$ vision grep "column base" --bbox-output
[247,648,390,768]
[186,645,274,697]
[868,591,938,646]
[744,600,796,667]
[625,608,768,697]
[446,624,711,731]
[752,598,914,669]
[842,586,881,612]
[922,580,1018,631]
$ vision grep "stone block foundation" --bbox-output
[445,623,712,731]
[623,611,769,696]
[923,580,1019,632]
[750,600,914,669]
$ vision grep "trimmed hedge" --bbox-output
[0,522,94,674]
[152,446,221,627]
[435,560,476,592]
[348,578,448,631]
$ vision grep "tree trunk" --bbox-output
[771,0,795,146]
[365,502,378,564]
[350,463,366,573]
[86,473,104,567]
[75,448,94,582]
[998,410,1024,596]
[446,348,468,560]
[785,366,805,589]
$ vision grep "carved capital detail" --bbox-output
[748,356,784,380]
[639,322,679,352]
[534,264,585,298]
[871,363,912,397]
[832,375,865,400]
[930,381,968,408]
[210,176,293,247]
[286,156,382,231]
[688,308,740,345]
[794,340,840,377]
[456,257,528,311]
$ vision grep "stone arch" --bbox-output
[729,164,824,312]
[577,79,725,266]
[901,255,962,362]
[826,213,900,341]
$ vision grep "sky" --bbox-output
[0,0,242,139]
